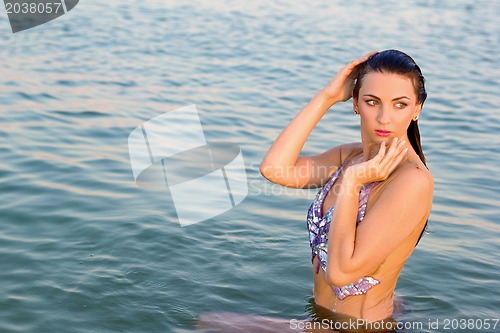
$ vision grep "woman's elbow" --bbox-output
[325,269,352,287]
[259,163,274,182]
[260,162,304,188]
[260,162,287,185]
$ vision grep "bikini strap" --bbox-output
[322,158,350,192]
[356,181,378,225]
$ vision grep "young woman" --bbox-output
[260,50,434,323]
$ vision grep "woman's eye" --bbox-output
[395,102,407,109]
[366,100,377,106]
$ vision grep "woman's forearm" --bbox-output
[325,172,363,286]
[260,90,338,184]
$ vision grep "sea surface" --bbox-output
[0,1,498,332]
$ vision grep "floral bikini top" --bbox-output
[307,159,381,300]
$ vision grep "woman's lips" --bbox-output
[375,130,392,137]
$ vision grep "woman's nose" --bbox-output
[377,106,390,125]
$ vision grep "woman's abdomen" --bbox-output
[311,257,393,322]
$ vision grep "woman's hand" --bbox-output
[321,51,378,103]
[345,138,409,186]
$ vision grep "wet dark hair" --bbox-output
[353,49,428,167]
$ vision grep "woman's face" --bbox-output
[354,71,421,144]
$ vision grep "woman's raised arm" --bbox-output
[260,52,377,189]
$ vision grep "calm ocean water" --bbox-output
[0,0,498,332]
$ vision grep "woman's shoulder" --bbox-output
[369,154,433,201]
[369,157,433,214]
[386,157,434,194]
[338,142,364,164]
[314,142,362,170]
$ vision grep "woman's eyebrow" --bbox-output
[363,94,411,101]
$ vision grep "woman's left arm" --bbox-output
[325,141,433,286]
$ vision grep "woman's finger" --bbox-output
[365,50,379,58]
[352,51,378,66]
[380,138,400,165]
[373,141,386,162]
[379,139,407,177]
[343,50,378,74]
[386,147,409,175]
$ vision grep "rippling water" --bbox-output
[0,1,499,332]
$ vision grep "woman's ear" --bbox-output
[413,103,422,121]
[353,98,359,115]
